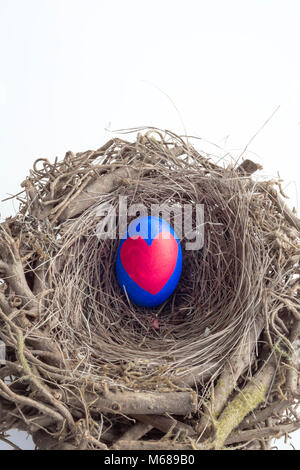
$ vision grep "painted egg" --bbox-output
[116,216,182,307]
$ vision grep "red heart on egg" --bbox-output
[120,232,178,295]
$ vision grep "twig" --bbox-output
[132,414,196,437]
[212,359,276,449]
[111,439,194,450]
[77,390,197,416]
[114,421,153,444]
[197,317,264,433]
[225,421,300,445]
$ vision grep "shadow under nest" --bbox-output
[0,129,299,450]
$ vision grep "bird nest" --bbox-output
[0,129,299,450]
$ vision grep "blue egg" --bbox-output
[116,216,182,307]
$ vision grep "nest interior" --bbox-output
[0,129,299,450]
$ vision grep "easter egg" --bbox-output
[116,216,182,307]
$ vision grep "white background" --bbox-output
[0,0,299,450]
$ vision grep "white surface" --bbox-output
[0,430,34,450]
[0,0,299,450]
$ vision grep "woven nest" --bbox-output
[0,129,299,450]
